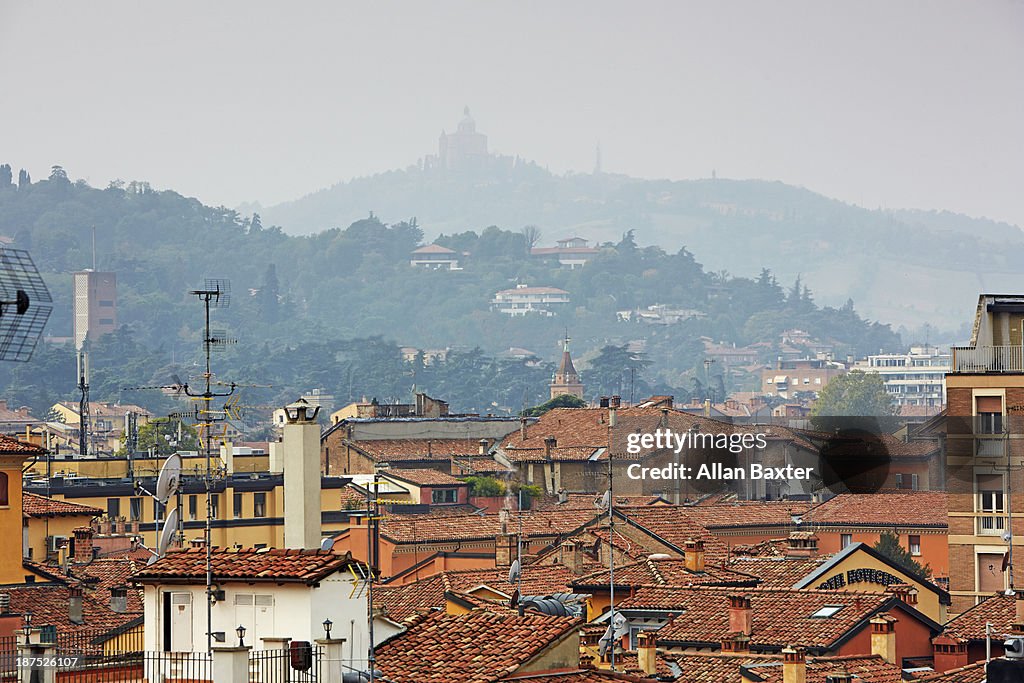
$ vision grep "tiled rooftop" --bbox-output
[941,592,1015,641]
[22,492,103,517]
[378,507,600,544]
[741,654,903,682]
[0,433,45,455]
[618,586,893,648]
[727,556,827,587]
[383,468,468,486]
[346,438,489,462]
[810,491,948,527]
[133,548,358,584]
[5,583,140,634]
[572,556,759,590]
[375,609,579,683]
[911,660,987,682]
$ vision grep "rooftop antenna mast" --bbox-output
[77,351,90,456]
[186,279,236,653]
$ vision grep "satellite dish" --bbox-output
[598,623,614,656]
[0,248,52,362]
[508,558,521,585]
[509,589,520,608]
[155,454,183,504]
[320,537,335,552]
[156,507,180,557]
[1003,531,1014,543]
[611,611,629,638]
[595,490,611,510]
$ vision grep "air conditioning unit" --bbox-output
[47,536,68,553]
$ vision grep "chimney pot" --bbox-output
[727,595,753,636]
[636,631,658,675]
[782,646,806,683]
[69,587,84,625]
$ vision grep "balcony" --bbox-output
[951,345,1024,373]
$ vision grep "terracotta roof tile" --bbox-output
[346,438,489,462]
[375,609,579,683]
[941,592,1015,641]
[5,583,140,635]
[811,491,948,527]
[912,660,987,682]
[727,556,827,587]
[22,492,103,517]
[0,433,45,455]
[378,508,600,544]
[383,468,467,486]
[572,556,758,590]
[619,586,893,648]
[133,548,359,584]
[502,671,649,682]
[741,654,904,682]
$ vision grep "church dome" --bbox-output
[457,106,476,133]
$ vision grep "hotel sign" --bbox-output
[817,568,904,591]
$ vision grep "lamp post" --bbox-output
[323,619,333,640]
[236,625,246,648]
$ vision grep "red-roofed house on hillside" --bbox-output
[132,548,378,654]
[530,237,601,269]
[410,243,462,270]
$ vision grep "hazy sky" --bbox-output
[2,1,1022,228]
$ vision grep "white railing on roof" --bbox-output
[951,345,1024,373]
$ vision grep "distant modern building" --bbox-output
[617,304,705,325]
[73,270,117,349]
[491,284,570,317]
[549,335,584,400]
[410,244,461,270]
[530,237,600,269]
[761,358,847,399]
[854,345,950,411]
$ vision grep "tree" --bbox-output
[811,370,894,418]
[17,169,30,188]
[464,476,506,497]
[133,419,199,456]
[873,530,929,577]
[258,263,281,323]
[522,394,586,417]
[0,164,11,188]
[520,224,542,251]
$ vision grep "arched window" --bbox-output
[0,471,8,506]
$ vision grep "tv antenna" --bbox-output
[77,351,90,456]
[135,454,183,565]
[0,248,52,362]
[186,279,236,654]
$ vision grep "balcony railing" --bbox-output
[951,345,1024,373]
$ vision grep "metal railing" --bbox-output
[249,647,322,683]
[952,345,1024,373]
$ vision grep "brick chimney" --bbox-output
[495,532,517,567]
[782,646,806,683]
[721,632,750,653]
[73,527,94,563]
[559,540,586,576]
[579,653,596,670]
[684,539,705,573]
[636,631,657,675]
[931,635,968,673]
[885,583,918,607]
[728,595,753,637]
[68,586,84,625]
[870,614,897,664]
[784,532,818,558]
[543,436,557,460]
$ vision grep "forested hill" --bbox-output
[0,163,915,420]
[260,162,1024,329]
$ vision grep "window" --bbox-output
[233,493,243,519]
[98,318,114,325]
[810,605,844,618]
[977,473,1006,534]
[911,473,920,491]
[0,471,7,506]
[210,494,220,519]
[976,396,1003,434]
[253,493,266,518]
[431,488,458,504]
[908,535,921,556]
[107,498,120,518]
[894,474,904,489]
[841,534,852,549]
[188,495,197,521]
[99,300,114,307]
[129,497,142,522]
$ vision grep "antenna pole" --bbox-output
[608,451,616,671]
[77,351,90,457]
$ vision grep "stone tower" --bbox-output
[549,333,584,400]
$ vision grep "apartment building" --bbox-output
[854,345,950,412]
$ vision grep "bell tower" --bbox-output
[549,332,584,400]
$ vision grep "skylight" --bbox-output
[809,605,844,618]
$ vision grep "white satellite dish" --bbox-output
[320,537,335,552]
[156,506,179,558]
[155,454,183,504]
[595,490,611,511]
[508,558,521,585]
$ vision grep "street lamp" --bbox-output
[323,618,333,639]
[236,625,246,647]
[283,398,320,424]
[22,612,32,637]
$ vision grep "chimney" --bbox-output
[885,583,918,607]
[110,586,128,614]
[495,532,516,567]
[579,653,596,670]
[870,614,897,664]
[825,673,853,683]
[190,537,206,548]
[543,436,557,460]
[727,595,753,636]
[73,527,94,563]
[559,540,586,575]
[782,646,806,683]
[721,632,750,653]
[660,408,669,429]
[520,418,528,441]
[785,532,818,558]
[268,440,284,474]
[636,631,657,675]
[684,539,705,573]
[478,439,488,455]
[69,587,84,625]
[931,635,968,672]
[282,399,322,550]
[557,488,569,505]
